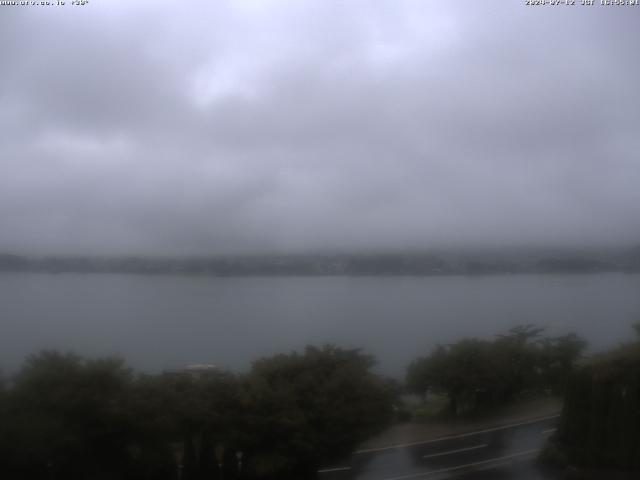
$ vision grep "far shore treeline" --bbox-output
[1,247,640,276]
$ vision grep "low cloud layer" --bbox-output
[1,1,639,255]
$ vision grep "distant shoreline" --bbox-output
[1,250,638,277]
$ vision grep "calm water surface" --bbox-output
[2,273,639,376]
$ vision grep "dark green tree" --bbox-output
[244,345,395,478]
[555,325,640,470]
[539,333,587,393]
[407,326,587,416]
[3,351,135,479]
[0,345,400,479]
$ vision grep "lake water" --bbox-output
[1,273,639,377]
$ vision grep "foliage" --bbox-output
[243,345,395,478]
[0,346,394,479]
[557,326,640,470]
[1,351,135,479]
[406,325,586,416]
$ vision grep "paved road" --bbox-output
[318,415,560,480]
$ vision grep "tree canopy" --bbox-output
[0,346,395,479]
[406,325,586,416]
[554,325,640,470]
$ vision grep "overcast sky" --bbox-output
[1,0,639,255]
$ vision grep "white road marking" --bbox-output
[422,443,488,459]
[317,466,352,473]
[383,449,539,480]
[354,414,560,454]
[542,428,557,435]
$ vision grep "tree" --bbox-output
[493,324,546,398]
[406,340,500,415]
[0,346,397,479]
[244,345,395,478]
[539,333,587,393]
[554,325,640,470]
[3,351,135,479]
[126,368,246,480]
[406,326,587,416]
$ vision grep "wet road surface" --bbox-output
[318,415,560,480]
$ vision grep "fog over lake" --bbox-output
[3,3,640,478]
[3,3,640,380]
[2,273,639,377]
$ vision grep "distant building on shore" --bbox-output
[163,363,220,379]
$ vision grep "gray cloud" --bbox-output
[1,0,639,255]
